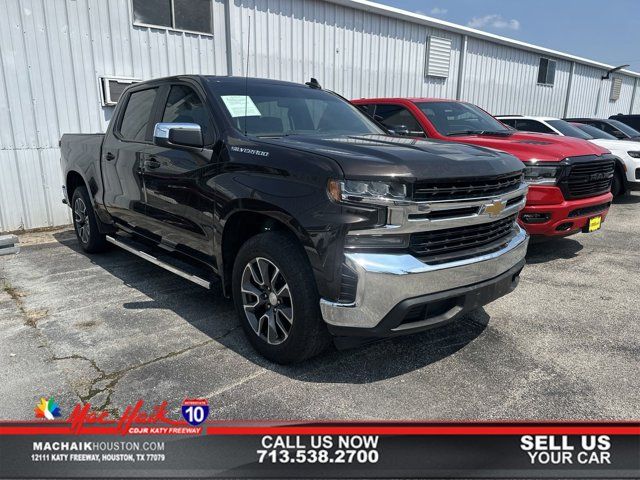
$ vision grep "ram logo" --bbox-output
[589,172,610,181]
[482,199,507,217]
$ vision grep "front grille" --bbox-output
[412,172,523,201]
[337,263,358,303]
[565,160,615,199]
[409,214,518,262]
[568,202,611,218]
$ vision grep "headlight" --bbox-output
[628,151,640,158]
[328,179,407,204]
[522,163,560,185]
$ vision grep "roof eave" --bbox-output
[325,0,640,79]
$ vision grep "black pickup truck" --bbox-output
[60,75,529,363]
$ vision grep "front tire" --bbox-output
[232,231,330,364]
[611,171,624,197]
[71,186,108,253]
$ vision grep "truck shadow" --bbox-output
[525,237,583,264]
[53,233,489,384]
[613,192,640,205]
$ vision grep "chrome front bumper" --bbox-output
[320,225,529,329]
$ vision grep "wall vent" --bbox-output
[425,36,451,78]
[610,77,623,101]
[100,77,140,106]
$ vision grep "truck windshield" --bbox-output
[571,122,617,140]
[546,120,593,139]
[415,101,512,136]
[209,81,384,137]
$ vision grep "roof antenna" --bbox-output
[244,15,251,136]
[305,78,322,89]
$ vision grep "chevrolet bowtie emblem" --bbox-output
[483,200,507,217]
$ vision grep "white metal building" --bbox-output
[1,0,639,232]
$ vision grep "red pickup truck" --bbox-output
[352,98,616,237]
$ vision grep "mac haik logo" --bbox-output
[482,199,507,217]
[66,400,202,435]
[35,397,62,420]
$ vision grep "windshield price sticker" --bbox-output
[221,95,261,117]
[257,435,380,464]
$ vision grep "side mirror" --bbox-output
[388,125,411,136]
[153,123,203,149]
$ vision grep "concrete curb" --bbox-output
[0,235,20,256]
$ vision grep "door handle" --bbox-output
[144,158,161,169]
[105,152,115,161]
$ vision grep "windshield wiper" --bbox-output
[256,133,292,138]
[446,130,486,136]
[447,129,513,137]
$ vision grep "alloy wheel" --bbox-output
[240,257,293,345]
[73,197,90,244]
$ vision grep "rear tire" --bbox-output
[232,231,331,364]
[71,186,108,253]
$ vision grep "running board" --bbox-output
[106,235,211,289]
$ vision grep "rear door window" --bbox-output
[119,88,158,142]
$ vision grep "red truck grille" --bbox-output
[565,159,615,199]
[412,172,523,201]
[409,214,518,262]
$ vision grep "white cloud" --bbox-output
[430,7,448,16]
[468,14,520,31]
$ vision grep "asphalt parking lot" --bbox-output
[1,194,639,421]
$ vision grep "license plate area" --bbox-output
[584,215,602,233]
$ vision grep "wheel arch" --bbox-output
[219,205,316,297]
[65,170,88,204]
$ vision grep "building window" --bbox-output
[132,0,213,35]
[537,58,556,86]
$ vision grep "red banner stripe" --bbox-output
[1,425,638,435]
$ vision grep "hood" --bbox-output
[448,131,609,162]
[588,138,640,156]
[256,134,524,180]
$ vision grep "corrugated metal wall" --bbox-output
[1,0,639,232]
[228,0,461,100]
[0,0,227,232]
[462,38,571,117]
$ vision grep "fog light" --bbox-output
[521,212,550,224]
[556,222,573,232]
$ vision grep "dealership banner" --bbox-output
[1,400,638,478]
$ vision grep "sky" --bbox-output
[376,0,640,72]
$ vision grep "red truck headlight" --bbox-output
[522,162,560,185]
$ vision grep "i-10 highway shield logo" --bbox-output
[181,398,209,426]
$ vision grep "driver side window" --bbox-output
[162,85,211,139]
[372,104,426,137]
[515,119,555,134]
